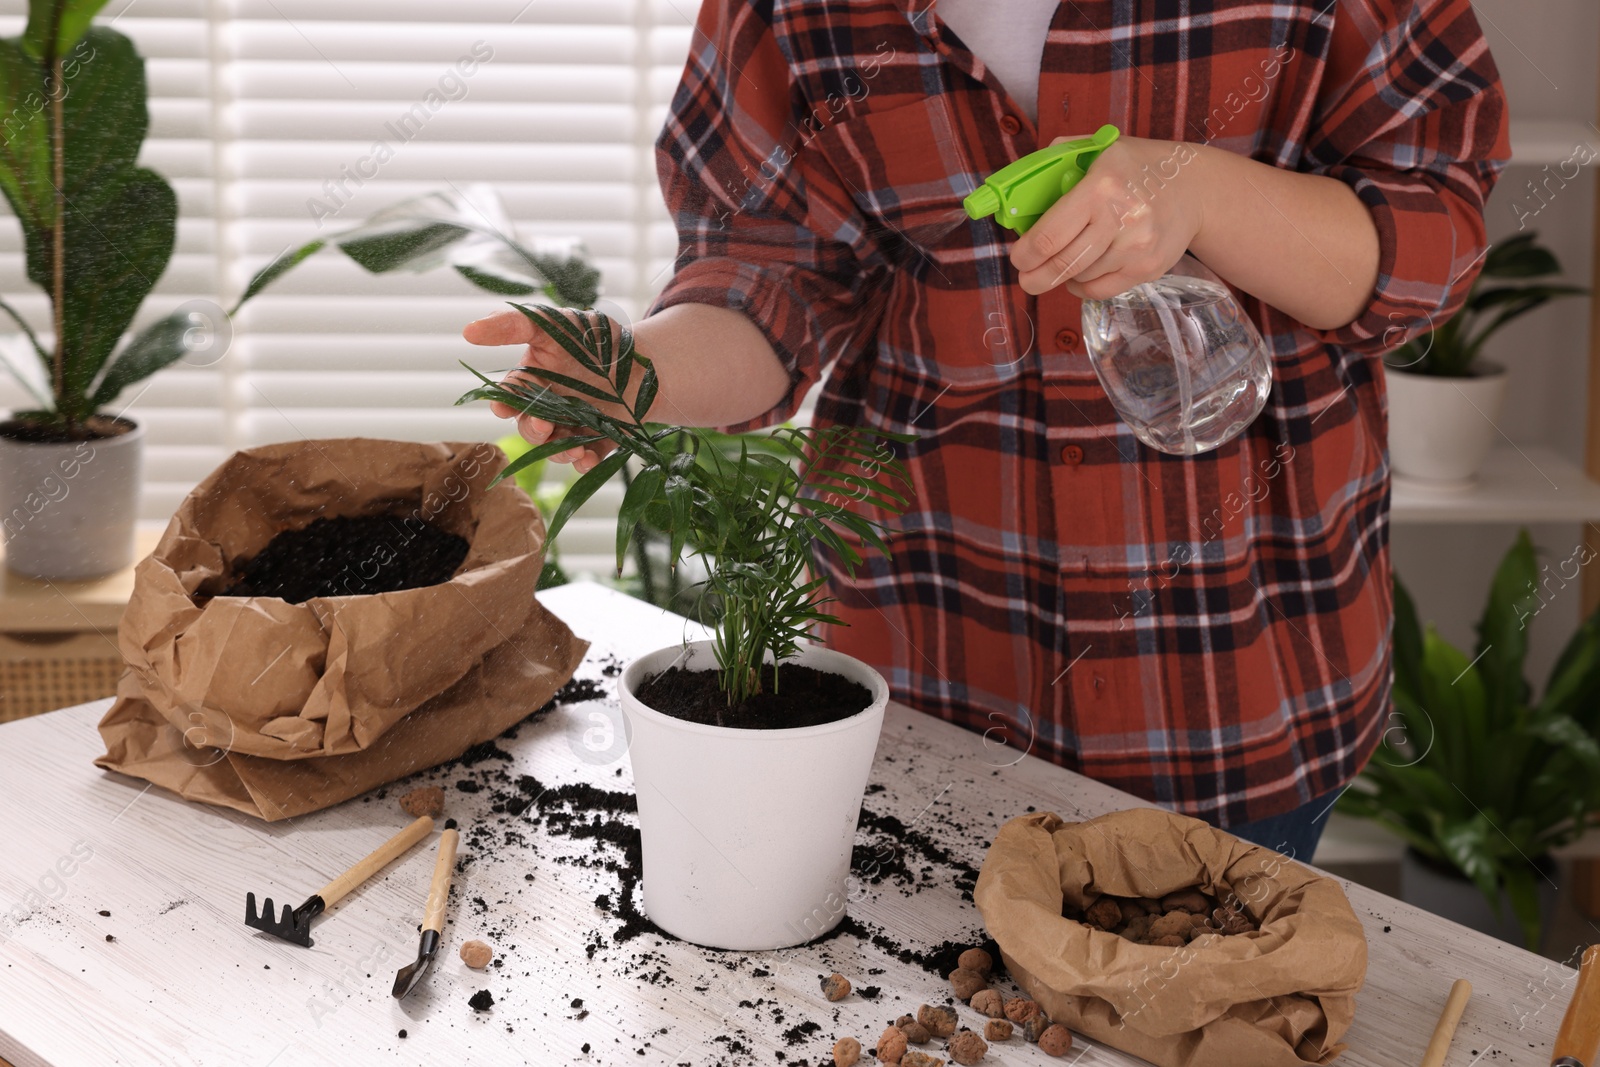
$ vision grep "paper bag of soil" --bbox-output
[94,438,588,820]
[974,809,1367,1067]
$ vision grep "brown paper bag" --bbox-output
[974,809,1367,1067]
[94,438,588,819]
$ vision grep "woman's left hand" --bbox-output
[1009,135,1206,300]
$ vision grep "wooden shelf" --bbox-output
[0,527,160,634]
[1391,444,1600,524]
[1509,118,1600,165]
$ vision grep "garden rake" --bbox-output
[245,814,435,947]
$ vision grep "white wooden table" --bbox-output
[0,582,1585,1067]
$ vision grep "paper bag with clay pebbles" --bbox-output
[975,808,1367,1067]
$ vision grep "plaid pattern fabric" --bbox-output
[646,0,1509,825]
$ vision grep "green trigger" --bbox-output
[962,123,1121,235]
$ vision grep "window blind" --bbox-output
[0,0,699,574]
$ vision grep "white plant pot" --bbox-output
[0,417,144,580]
[619,639,888,950]
[1399,847,1556,950]
[1385,362,1508,489]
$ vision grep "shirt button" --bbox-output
[1000,114,1022,135]
[1060,444,1084,465]
[1055,328,1080,350]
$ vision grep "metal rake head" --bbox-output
[244,892,323,947]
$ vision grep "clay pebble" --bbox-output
[917,1003,958,1038]
[947,1029,987,1065]
[399,785,444,818]
[948,966,987,1001]
[459,939,493,969]
[876,1025,907,1063]
[1084,895,1122,929]
[1147,912,1194,941]
[957,947,992,974]
[1160,889,1211,914]
[969,989,1004,1018]
[1038,1024,1074,1056]
[897,1017,931,1044]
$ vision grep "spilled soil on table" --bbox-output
[361,655,1002,1065]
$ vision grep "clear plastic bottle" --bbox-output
[1080,255,1271,455]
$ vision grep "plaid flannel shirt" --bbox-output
[646,0,1509,825]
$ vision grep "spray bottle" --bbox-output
[962,124,1270,456]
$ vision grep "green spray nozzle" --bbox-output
[963,123,1120,235]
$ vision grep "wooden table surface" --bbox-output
[0,582,1587,1067]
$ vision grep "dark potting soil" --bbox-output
[636,665,872,729]
[362,660,1006,1062]
[468,989,494,1012]
[0,415,134,444]
[216,514,469,603]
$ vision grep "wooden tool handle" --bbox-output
[1554,945,1600,1067]
[422,824,459,935]
[317,815,433,908]
[1420,978,1473,1067]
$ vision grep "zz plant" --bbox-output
[458,304,912,708]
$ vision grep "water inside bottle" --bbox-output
[1081,272,1271,455]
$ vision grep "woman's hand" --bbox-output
[463,308,623,474]
[1008,134,1380,329]
[1009,134,1205,300]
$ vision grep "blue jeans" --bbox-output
[1217,787,1345,863]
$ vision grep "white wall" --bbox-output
[1390,0,1598,686]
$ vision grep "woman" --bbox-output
[464,0,1508,859]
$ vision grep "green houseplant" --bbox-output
[0,0,597,578]
[459,303,913,949]
[494,432,575,591]
[1384,233,1585,486]
[612,427,796,621]
[1337,530,1600,949]
[0,2,180,577]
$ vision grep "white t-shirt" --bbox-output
[937,0,1059,123]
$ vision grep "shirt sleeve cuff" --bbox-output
[1303,163,1495,356]
[645,255,834,434]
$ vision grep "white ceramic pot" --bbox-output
[619,639,888,950]
[1385,362,1508,489]
[0,417,144,579]
[1399,848,1556,950]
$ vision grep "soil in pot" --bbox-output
[0,414,136,443]
[215,514,470,603]
[635,663,872,729]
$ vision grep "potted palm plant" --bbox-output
[0,0,597,579]
[459,304,912,949]
[1384,233,1585,487]
[1337,530,1600,949]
